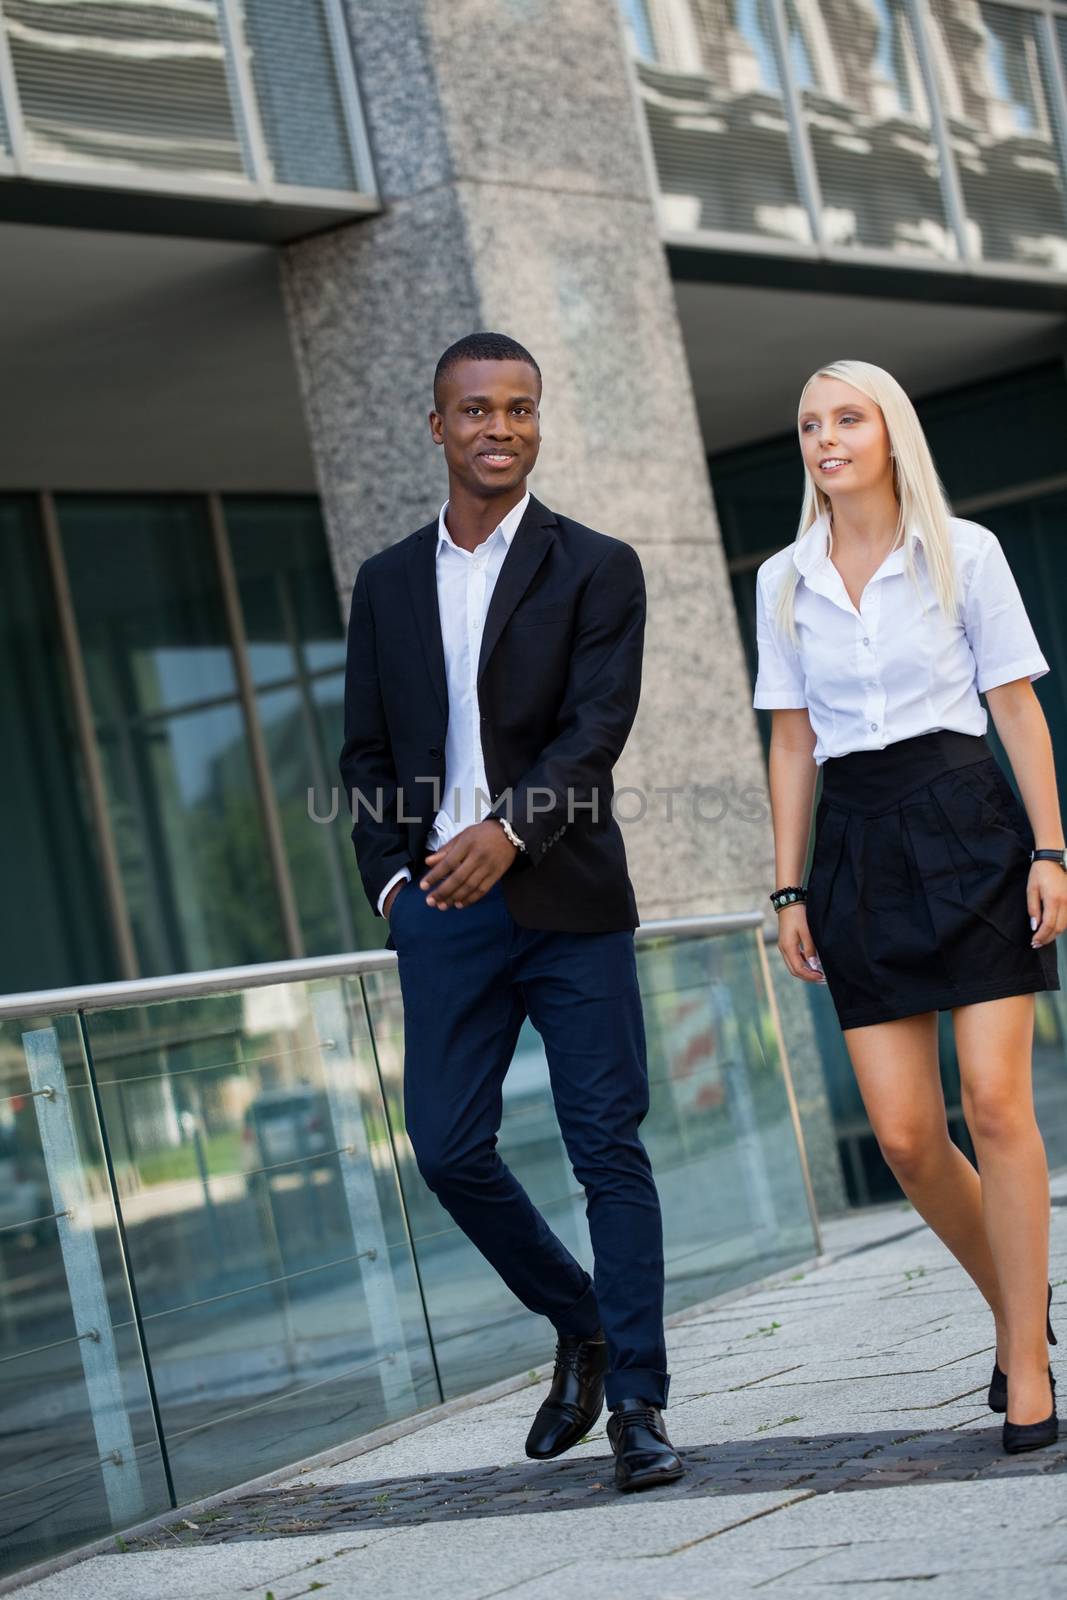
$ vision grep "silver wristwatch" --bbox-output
[496,816,526,853]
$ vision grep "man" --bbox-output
[339,332,683,1492]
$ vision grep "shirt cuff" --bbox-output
[976,658,1050,693]
[753,691,809,709]
[377,866,412,917]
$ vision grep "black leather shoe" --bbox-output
[524,1331,608,1460]
[1002,1369,1058,1454]
[606,1398,685,1492]
[988,1282,1056,1414]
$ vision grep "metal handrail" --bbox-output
[0,909,769,1021]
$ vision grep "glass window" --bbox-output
[788,0,955,260]
[930,0,1067,270]
[0,498,117,992]
[621,0,658,61]
[56,495,284,976]
[630,0,813,243]
[239,0,358,190]
[224,497,380,956]
[5,0,246,181]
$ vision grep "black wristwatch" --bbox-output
[1031,848,1067,870]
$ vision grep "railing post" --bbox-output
[22,1028,146,1528]
[309,985,417,1413]
[754,935,824,1254]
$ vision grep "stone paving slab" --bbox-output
[10,1184,1066,1599]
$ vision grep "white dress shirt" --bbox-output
[377,491,531,915]
[752,512,1049,767]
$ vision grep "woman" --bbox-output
[753,359,1064,1452]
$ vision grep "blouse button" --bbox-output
[870,722,879,731]
[862,637,870,646]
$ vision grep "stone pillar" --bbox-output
[281,0,845,1212]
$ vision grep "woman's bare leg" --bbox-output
[953,995,1052,1426]
[844,1011,1009,1365]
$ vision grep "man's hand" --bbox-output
[419,820,518,909]
[383,881,405,922]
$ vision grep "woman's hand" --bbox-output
[777,904,827,984]
[1027,861,1067,948]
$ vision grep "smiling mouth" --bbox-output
[478,451,518,468]
[819,458,851,472]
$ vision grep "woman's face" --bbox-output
[798,377,893,496]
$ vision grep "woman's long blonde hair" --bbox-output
[772,360,960,648]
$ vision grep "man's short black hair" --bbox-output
[433,332,542,410]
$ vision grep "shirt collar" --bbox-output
[437,490,531,555]
[792,509,924,577]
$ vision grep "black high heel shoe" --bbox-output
[988,1282,1056,1414]
[1002,1368,1058,1454]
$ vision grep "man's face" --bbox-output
[430,358,541,496]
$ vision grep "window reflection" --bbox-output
[34,493,372,985]
[930,0,1067,268]
[631,0,812,242]
[625,0,1067,271]
[788,0,954,258]
[0,499,117,992]
[225,497,376,957]
[58,496,284,976]
[5,0,245,180]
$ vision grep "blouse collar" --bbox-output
[792,510,925,578]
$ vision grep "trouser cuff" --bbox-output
[605,1368,671,1410]
[552,1280,601,1340]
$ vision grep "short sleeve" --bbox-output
[963,531,1049,694]
[752,565,808,709]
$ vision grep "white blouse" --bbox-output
[752,512,1049,766]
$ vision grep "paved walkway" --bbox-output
[13,1180,1067,1600]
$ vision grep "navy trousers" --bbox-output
[389,872,669,1409]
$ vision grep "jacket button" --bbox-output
[429,747,442,758]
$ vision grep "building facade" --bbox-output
[2,0,1067,1578]
[2,0,1065,1196]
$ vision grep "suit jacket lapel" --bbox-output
[477,496,558,685]
[404,518,448,722]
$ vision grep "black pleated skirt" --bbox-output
[805,728,1060,1030]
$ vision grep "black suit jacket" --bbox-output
[339,494,645,946]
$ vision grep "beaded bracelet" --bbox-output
[770,885,807,912]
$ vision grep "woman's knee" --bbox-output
[874,1121,942,1183]
[963,1088,1036,1148]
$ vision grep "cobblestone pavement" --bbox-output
[115,1425,1065,1543]
[11,1181,1067,1600]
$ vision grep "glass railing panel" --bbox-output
[1036,945,1067,1172]
[81,978,438,1504]
[360,926,816,1401]
[0,1011,169,1581]
[357,967,582,1399]
[638,928,817,1306]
